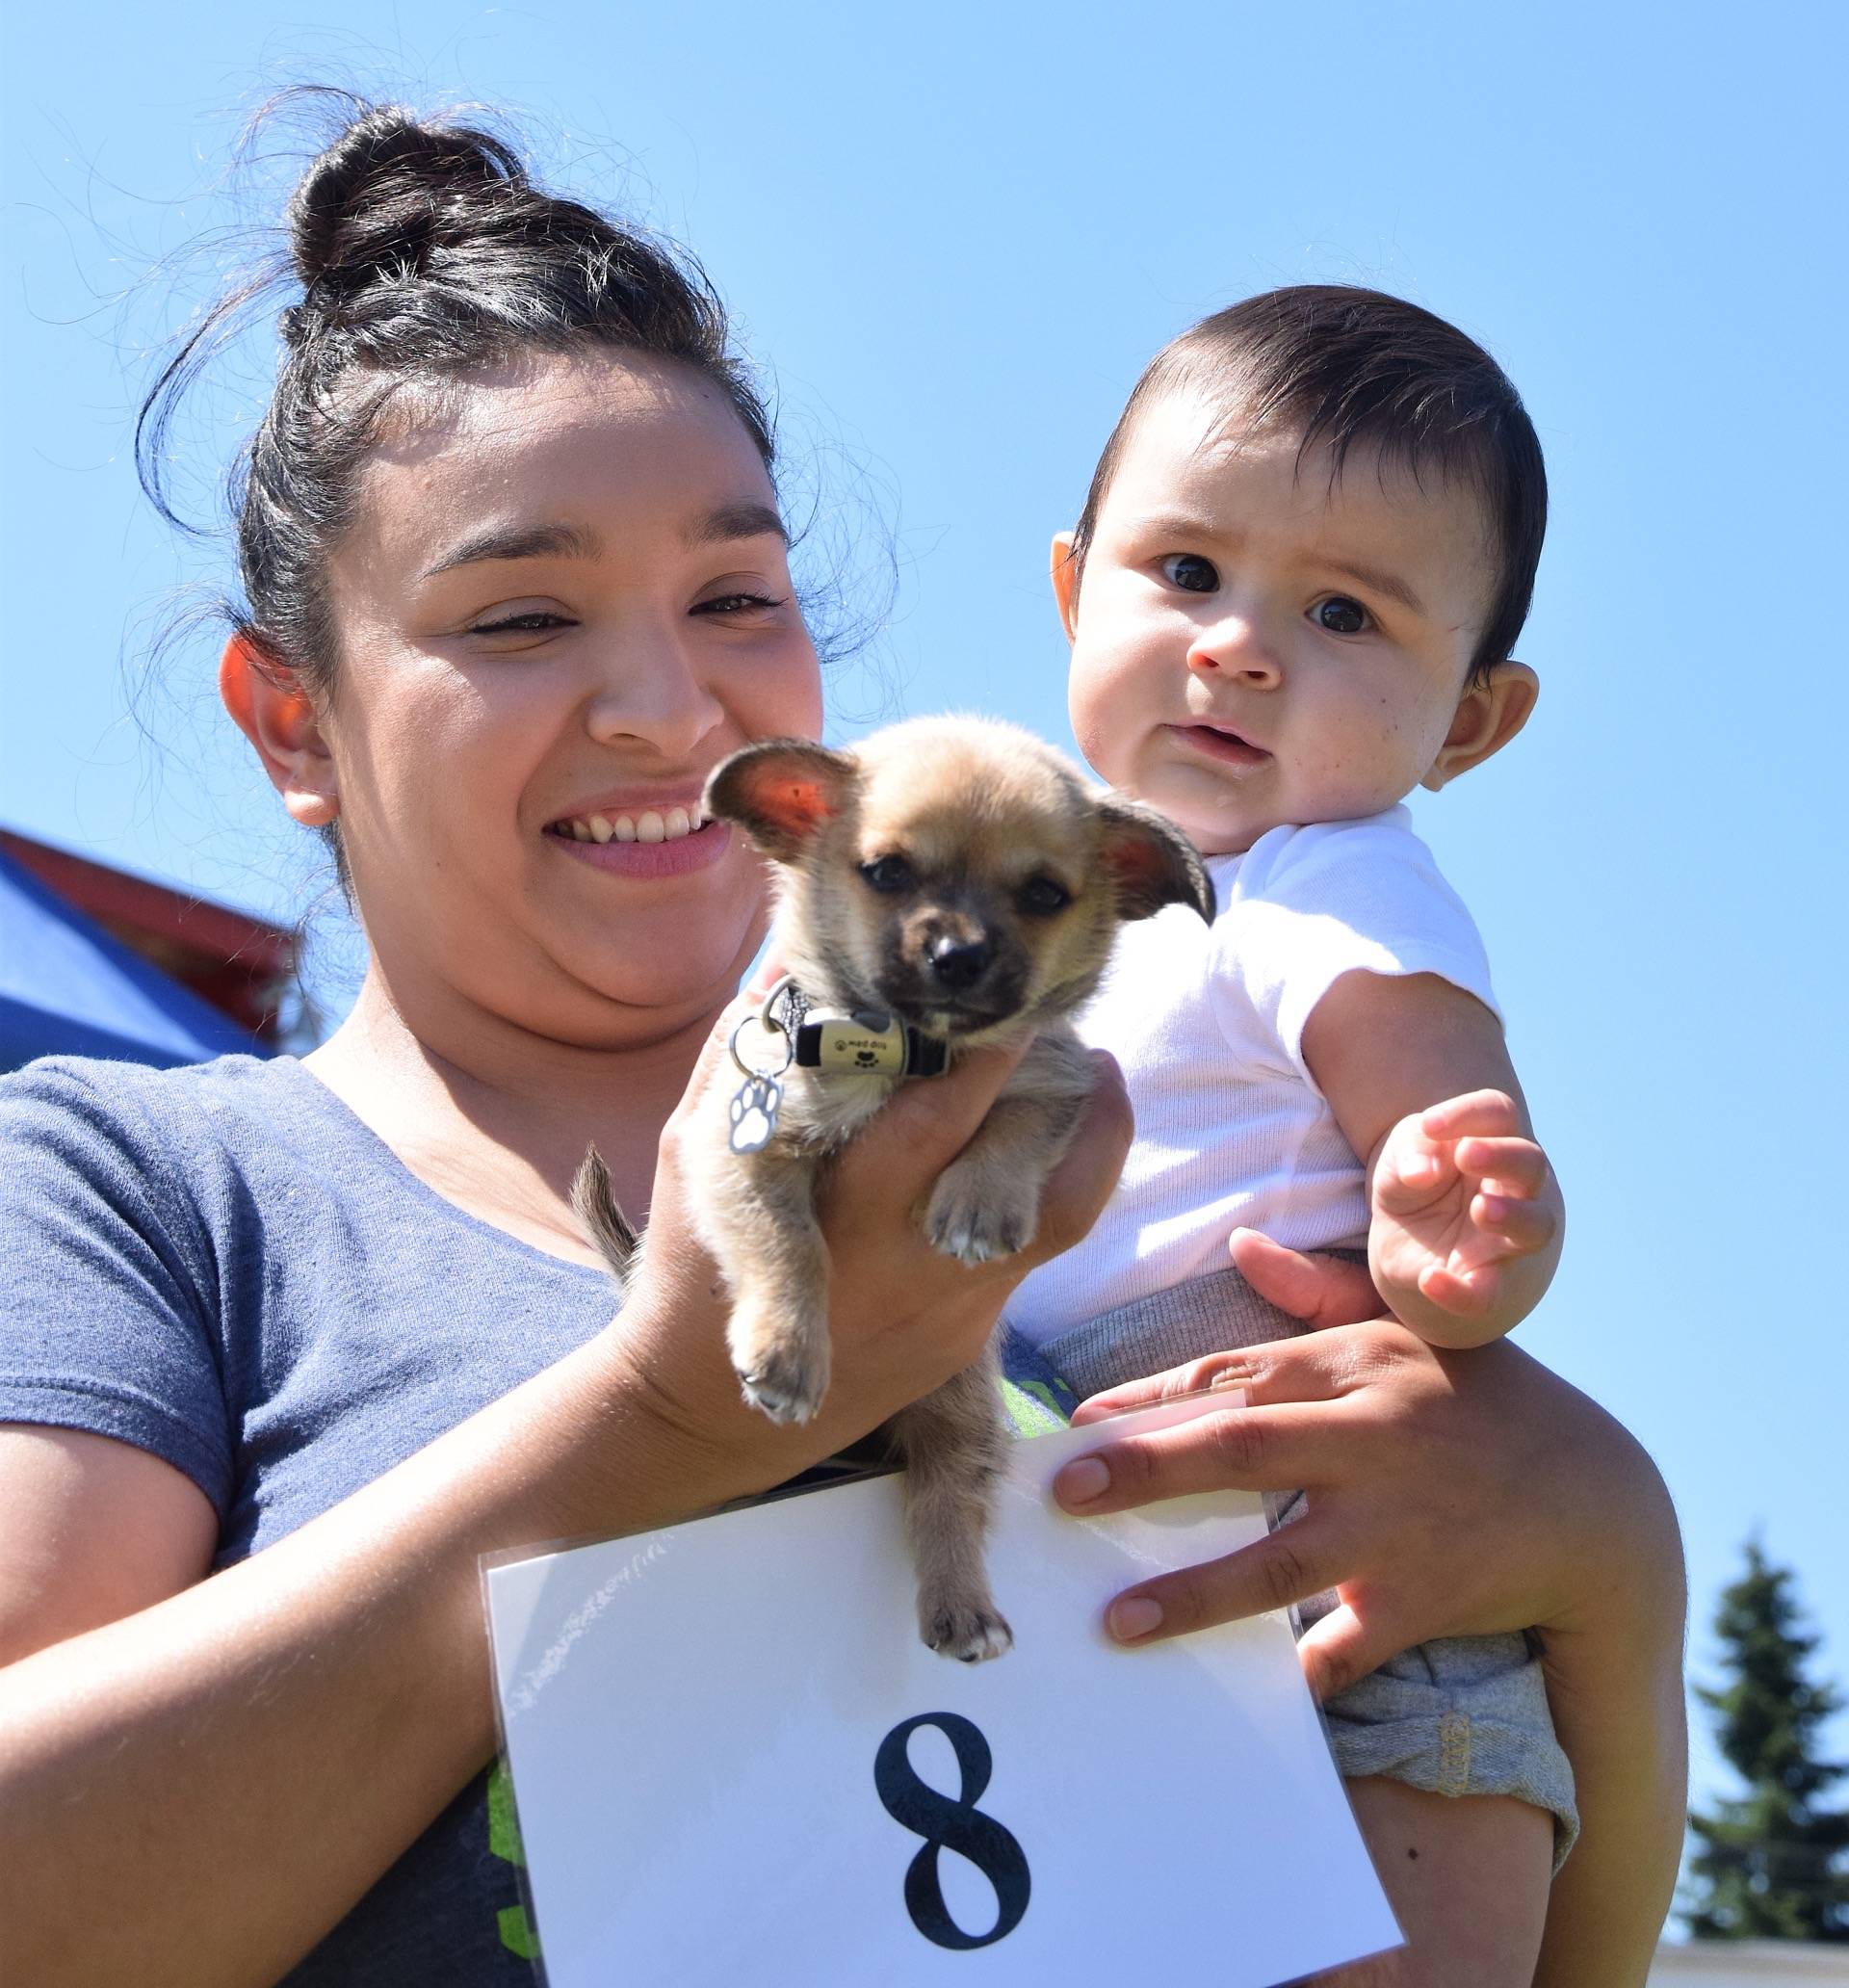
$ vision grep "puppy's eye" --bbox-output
[1019,876,1071,916]
[859,854,916,894]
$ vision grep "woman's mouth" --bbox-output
[544,802,733,876]
[550,802,707,845]
[1167,722,1272,772]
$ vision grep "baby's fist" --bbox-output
[1373,1089,1559,1328]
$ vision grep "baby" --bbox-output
[1004,286,1573,1972]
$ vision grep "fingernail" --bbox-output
[1108,1595,1164,1641]
[1056,1456,1110,1504]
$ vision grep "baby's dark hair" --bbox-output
[137,92,773,696]
[1067,285,1547,685]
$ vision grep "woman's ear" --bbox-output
[219,635,340,827]
[1421,661,1539,792]
[1050,532,1081,643]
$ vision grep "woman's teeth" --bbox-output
[558,804,705,845]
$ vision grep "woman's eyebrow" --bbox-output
[424,521,601,576]
[683,501,788,548]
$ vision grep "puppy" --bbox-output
[586,717,1211,1661]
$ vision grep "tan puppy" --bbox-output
[588,717,1211,1661]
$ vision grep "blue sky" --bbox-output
[5,0,1846,1855]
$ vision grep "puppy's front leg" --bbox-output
[923,1079,1088,1267]
[710,1149,834,1426]
[891,1353,1013,1661]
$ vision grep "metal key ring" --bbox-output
[730,981,796,1082]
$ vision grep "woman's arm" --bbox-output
[1054,1263,1685,1986]
[0,1028,1131,1988]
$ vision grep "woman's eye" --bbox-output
[859,854,915,894]
[1313,595,1370,636]
[693,590,788,618]
[1161,554,1219,594]
[470,610,574,636]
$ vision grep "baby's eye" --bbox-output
[1312,596,1370,636]
[1161,554,1219,594]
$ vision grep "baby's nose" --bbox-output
[1188,622,1283,688]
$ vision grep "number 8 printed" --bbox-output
[873,1713,1031,1950]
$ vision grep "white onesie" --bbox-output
[1005,803,1500,1348]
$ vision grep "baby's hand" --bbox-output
[1369,1088,1560,1347]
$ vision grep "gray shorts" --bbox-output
[1021,1266,1578,1869]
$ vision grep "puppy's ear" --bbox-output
[1096,798,1215,924]
[704,740,856,860]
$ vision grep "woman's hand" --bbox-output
[1053,1258,1676,1705]
[612,988,1133,1495]
[1053,1236,1687,1983]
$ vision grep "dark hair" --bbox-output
[137,92,774,697]
[1066,285,1547,684]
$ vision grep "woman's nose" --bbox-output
[1187,614,1284,689]
[585,626,726,757]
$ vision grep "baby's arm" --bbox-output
[1302,970,1562,1347]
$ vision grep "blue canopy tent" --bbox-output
[0,845,266,1072]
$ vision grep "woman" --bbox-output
[0,100,1684,1987]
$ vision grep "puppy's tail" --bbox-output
[571,1144,641,1282]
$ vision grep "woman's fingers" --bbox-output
[1294,1599,1414,1705]
[1055,1399,1353,1511]
[1023,1052,1132,1262]
[1228,1228,1383,1329]
[846,1035,1032,1187]
[1070,1314,1401,1426]
[1097,1517,1357,1649]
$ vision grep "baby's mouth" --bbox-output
[1168,722,1272,771]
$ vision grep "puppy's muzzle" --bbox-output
[927,932,995,991]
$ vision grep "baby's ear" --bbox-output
[705,740,857,860]
[1422,662,1539,791]
[1096,797,1215,924]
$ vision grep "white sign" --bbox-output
[483,1397,1400,1986]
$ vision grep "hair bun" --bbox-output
[286,105,524,297]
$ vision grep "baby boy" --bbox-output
[1005,286,1574,1978]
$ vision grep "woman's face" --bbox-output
[315,349,823,1047]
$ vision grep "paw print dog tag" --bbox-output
[729,1075,783,1154]
[727,1005,795,1155]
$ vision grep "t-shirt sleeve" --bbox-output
[1210,815,1501,1094]
[0,1061,232,1518]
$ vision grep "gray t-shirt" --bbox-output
[0,1052,620,1984]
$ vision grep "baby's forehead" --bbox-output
[1109,379,1499,579]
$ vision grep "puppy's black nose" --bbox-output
[927,933,995,990]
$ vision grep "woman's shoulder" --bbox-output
[2,1051,366,1176]
[5,1047,303,1134]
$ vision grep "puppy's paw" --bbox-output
[729,1308,830,1426]
[923,1598,1015,1664]
[736,1347,830,1426]
[923,1171,1039,1266]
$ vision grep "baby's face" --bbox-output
[1059,384,1505,857]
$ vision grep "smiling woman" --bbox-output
[224,347,820,1091]
[0,95,1134,1984]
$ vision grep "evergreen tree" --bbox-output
[1684,1539,1849,1940]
